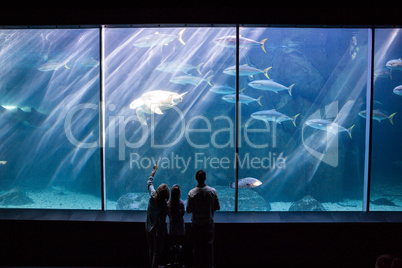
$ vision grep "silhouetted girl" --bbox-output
[167,184,185,265]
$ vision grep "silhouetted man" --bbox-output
[186,169,220,268]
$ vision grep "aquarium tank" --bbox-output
[370,28,402,211]
[104,27,236,210]
[0,25,400,212]
[0,29,101,209]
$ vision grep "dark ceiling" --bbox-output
[0,7,399,27]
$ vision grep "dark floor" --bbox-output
[1,209,402,223]
[0,210,401,267]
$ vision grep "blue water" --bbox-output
[370,29,402,211]
[0,29,101,209]
[104,27,368,211]
[0,27,400,211]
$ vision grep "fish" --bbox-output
[386,58,402,71]
[373,100,383,108]
[0,106,49,128]
[251,109,300,127]
[170,74,213,86]
[223,65,271,79]
[370,198,399,206]
[374,67,392,79]
[79,57,99,68]
[209,85,236,94]
[38,60,70,72]
[133,29,185,47]
[393,85,402,96]
[213,35,267,53]
[264,41,303,52]
[222,94,262,106]
[248,80,295,96]
[229,177,262,189]
[305,119,355,138]
[156,61,203,75]
[129,90,187,125]
[358,110,397,125]
[22,108,49,128]
[0,161,7,165]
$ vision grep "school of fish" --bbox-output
[127,29,402,191]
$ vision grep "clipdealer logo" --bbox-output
[301,100,354,168]
[64,102,287,171]
[129,151,286,174]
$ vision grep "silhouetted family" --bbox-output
[145,162,220,268]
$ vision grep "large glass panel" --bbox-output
[370,29,402,211]
[104,27,236,210]
[0,29,101,209]
[237,27,368,211]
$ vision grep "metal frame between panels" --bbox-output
[234,25,240,212]
[99,26,106,211]
[363,28,375,212]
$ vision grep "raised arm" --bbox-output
[150,161,158,177]
[147,162,158,197]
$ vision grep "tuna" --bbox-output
[374,67,392,79]
[213,35,267,53]
[358,110,397,125]
[251,109,300,127]
[393,85,402,96]
[230,177,262,189]
[248,80,295,96]
[223,65,271,79]
[386,58,402,71]
[222,94,262,106]
[209,85,236,94]
[133,29,185,47]
[305,119,355,138]
[170,74,213,86]
[37,60,70,72]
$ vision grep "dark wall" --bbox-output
[0,219,400,267]
[0,5,400,268]
[0,7,400,26]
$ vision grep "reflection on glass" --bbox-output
[0,29,101,209]
[370,29,402,211]
[0,26,399,213]
[104,27,236,210]
[238,27,368,211]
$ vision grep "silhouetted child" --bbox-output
[167,184,185,266]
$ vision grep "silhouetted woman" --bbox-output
[146,162,170,268]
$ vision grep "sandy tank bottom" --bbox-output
[0,183,400,211]
[0,188,102,210]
